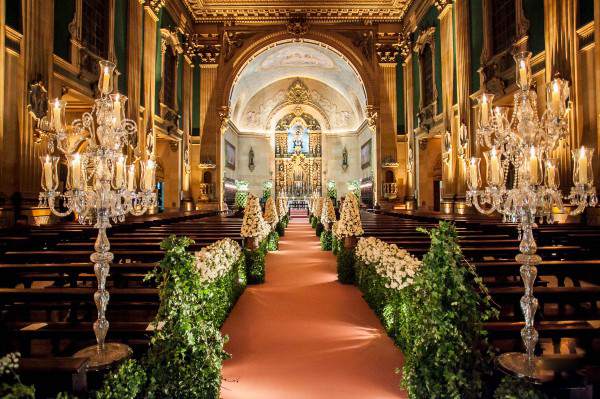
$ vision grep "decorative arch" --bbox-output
[220,30,377,113]
[266,103,330,132]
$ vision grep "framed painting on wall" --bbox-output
[361,139,372,170]
[225,140,236,170]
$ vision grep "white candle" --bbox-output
[547,163,556,187]
[44,156,53,190]
[127,166,135,191]
[579,147,588,185]
[481,96,489,125]
[102,67,110,93]
[469,159,478,188]
[115,156,125,189]
[52,99,62,131]
[72,153,81,189]
[144,160,155,191]
[113,94,121,126]
[490,148,500,185]
[519,60,528,87]
[529,146,538,183]
[551,81,561,116]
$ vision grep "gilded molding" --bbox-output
[184,33,221,64]
[286,17,309,37]
[398,32,412,66]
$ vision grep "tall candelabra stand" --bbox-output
[37,60,157,370]
[466,51,596,380]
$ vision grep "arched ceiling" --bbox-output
[230,41,367,133]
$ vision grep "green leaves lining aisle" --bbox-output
[96,236,246,399]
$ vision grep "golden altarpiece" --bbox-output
[274,107,322,198]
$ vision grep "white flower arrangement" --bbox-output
[356,236,421,290]
[312,198,323,221]
[337,194,363,236]
[321,197,336,227]
[241,194,270,240]
[332,221,340,238]
[277,197,286,219]
[263,197,279,227]
[194,238,243,284]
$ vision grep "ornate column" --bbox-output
[454,0,470,200]
[126,0,143,156]
[596,0,600,183]
[141,2,162,161]
[401,35,416,208]
[366,106,380,206]
[376,33,401,206]
[437,0,456,211]
[544,0,578,188]
[20,0,54,199]
[0,0,5,202]
[181,55,193,210]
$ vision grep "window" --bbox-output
[163,49,176,109]
[491,0,516,54]
[421,44,434,108]
[81,0,108,57]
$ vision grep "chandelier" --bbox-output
[466,51,596,380]
[38,60,157,370]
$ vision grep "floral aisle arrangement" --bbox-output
[320,197,336,250]
[276,197,288,236]
[97,236,246,399]
[263,197,280,251]
[336,194,363,283]
[262,181,273,199]
[241,194,270,284]
[346,179,361,201]
[234,180,249,209]
[312,198,323,229]
[331,221,341,255]
[327,180,337,199]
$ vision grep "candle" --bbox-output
[72,153,81,189]
[102,66,110,93]
[529,146,538,183]
[547,162,556,187]
[144,160,155,191]
[519,60,528,87]
[115,156,125,189]
[579,146,588,185]
[481,96,489,125]
[469,159,478,189]
[113,94,121,126]
[551,81,561,116]
[52,99,62,131]
[44,155,53,190]
[127,165,135,191]
[490,148,500,185]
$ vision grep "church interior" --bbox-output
[0,0,599,398]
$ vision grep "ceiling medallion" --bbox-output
[286,79,310,104]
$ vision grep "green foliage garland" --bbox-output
[400,222,498,399]
[493,376,549,399]
[320,230,332,251]
[96,359,147,399]
[276,220,285,236]
[337,244,355,284]
[245,239,268,284]
[332,234,340,255]
[267,231,279,251]
[315,222,324,237]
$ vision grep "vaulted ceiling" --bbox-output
[181,0,412,23]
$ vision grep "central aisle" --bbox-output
[221,216,406,398]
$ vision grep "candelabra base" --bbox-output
[496,352,541,382]
[73,343,133,371]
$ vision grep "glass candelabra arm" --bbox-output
[467,190,500,215]
[567,186,598,216]
[46,193,75,218]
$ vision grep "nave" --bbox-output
[221,212,405,399]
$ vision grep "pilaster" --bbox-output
[142,5,159,160]
[401,38,416,207]
[127,0,143,156]
[181,57,193,209]
[454,0,470,199]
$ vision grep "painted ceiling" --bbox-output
[230,41,367,133]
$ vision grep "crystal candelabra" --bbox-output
[38,60,157,370]
[466,51,596,380]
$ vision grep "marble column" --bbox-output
[142,6,159,161]
[19,0,54,199]
[198,63,219,207]
[544,0,578,188]
[127,0,143,157]
[437,1,456,210]
[454,0,470,199]
[402,52,416,208]
[378,62,399,203]
[181,56,193,209]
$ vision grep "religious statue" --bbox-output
[248,147,255,171]
[342,147,348,171]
